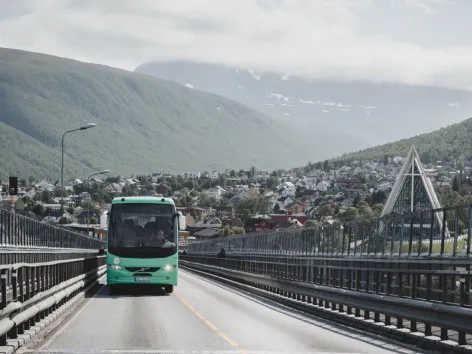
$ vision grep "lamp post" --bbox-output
[86,169,110,236]
[60,123,96,225]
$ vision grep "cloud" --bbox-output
[390,0,454,13]
[0,0,471,90]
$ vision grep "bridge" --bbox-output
[1,200,472,354]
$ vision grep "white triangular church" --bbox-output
[381,145,448,237]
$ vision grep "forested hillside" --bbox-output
[335,118,472,164]
[0,48,316,179]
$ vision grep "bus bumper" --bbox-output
[107,267,177,286]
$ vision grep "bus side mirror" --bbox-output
[178,212,186,231]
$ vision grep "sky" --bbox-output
[1,0,472,90]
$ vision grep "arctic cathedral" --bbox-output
[379,145,448,240]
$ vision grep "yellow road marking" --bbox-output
[204,319,218,331]
[175,292,245,353]
[217,331,238,347]
[194,311,205,320]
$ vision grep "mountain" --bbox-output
[0,48,322,180]
[333,118,472,165]
[135,61,472,149]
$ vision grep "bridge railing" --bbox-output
[181,254,472,350]
[0,255,106,347]
[0,208,106,250]
[188,204,472,258]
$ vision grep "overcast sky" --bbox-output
[1,0,472,90]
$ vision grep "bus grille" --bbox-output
[125,267,160,272]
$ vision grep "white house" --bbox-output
[277,181,296,197]
[316,181,330,192]
[183,172,201,179]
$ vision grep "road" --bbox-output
[23,270,423,354]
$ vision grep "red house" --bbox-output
[244,218,273,233]
[268,212,308,225]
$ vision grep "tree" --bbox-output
[32,204,44,216]
[371,204,384,217]
[232,226,245,235]
[266,176,278,190]
[339,207,359,222]
[40,190,53,203]
[249,166,256,179]
[218,174,227,188]
[304,220,319,228]
[383,154,389,165]
[318,205,333,217]
[323,160,329,171]
[198,193,217,207]
[273,203,281,214]
[452,175,460,192]
[235,197,270,218]
[357,201,374,219]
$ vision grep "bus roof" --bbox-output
[111,196,175,205]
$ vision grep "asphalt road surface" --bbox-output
[23,270,424,354]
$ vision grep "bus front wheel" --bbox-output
[164,285,174,294]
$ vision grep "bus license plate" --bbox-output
[135,276,150,282]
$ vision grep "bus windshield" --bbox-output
[109,203,176,249]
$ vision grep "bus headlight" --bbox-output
[162,264,176,271]
[109,264,123,270]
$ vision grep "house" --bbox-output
[183,172,201,179]
[42,210,74,224]
[269,212,308,225]
[176,206,208,220]
[273,218,304,230]
[222,217,244,228]
[187,217,222,240]
[156,183,172,195]
[316,181,330,192]
[244,216,273,233]
[204,186,226,199]
[277,182,296,197]
[215,206,235,218]
[77,210,101,224]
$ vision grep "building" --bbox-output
[380,145,448,239]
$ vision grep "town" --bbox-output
[2,146,471,243]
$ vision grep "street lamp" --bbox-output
[60,123,97,225]
[86,169,110,235]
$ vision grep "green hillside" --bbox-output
[0,48,315,180]
[335,118,472,164]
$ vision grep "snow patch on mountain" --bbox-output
[248,70,261,81]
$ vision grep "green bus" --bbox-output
[106,196,186,294]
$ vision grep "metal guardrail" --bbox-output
[0,209,106,250]
[181,255,472,351]
[188,204,472,258]
[0,248,103,266]
[0,256,106,346]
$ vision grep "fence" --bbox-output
[181,255,472,351]
[0,208,106,250]
[0,256,106,347]
[188,204,472,258]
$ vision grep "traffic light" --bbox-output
[9,176,18,196]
